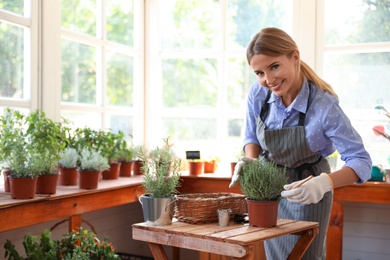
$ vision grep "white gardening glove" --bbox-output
[281,173,333,204]
[229,156,257,188]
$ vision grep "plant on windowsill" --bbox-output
[139,137,182,226]
[58,146,80,185]
[239,159,288,228]
[114,135,135,177]
[78,147,110,189]
[25,109,67,194]
[0,108,43,199]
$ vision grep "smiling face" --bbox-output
[249,50,302,107]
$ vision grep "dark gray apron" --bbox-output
[256,86,333,260]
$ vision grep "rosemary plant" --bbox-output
[139,137,182,198]
[240,159,288,201]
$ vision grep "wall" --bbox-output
[343,202,390,260]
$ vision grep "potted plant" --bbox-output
[188,159,204,176]
[98,130,123,180]
[203,156,220,173]
[58,147,79,185]
[0,109,42,199]
[239,159,288,227]
[25,109,67,194]
[4,227,120,259]
[115,136,134,177]
[78,147,110,189]
[139,137,182,226]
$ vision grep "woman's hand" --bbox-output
[229,156,257,188]
[281,173,334,204]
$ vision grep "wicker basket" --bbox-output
[174,193,247,224]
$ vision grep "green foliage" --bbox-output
[114,136,134,163]
[79,147,110,172]
[0,108,69,177]
[58,147,79,169]
[4,228,119,260]
[25,109,67,174]
[73,128,124,163]
[57,227,119,260]
[139,137,182,198]
[240,159,288,201]
[4,229,56,260]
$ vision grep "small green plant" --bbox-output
[240,159,288,201]
[58,147,79,169]
[25,109,67,174]
[79,147,110,172]
[113,134,134,163]
[3,228,119,260]
[139,137,182,198]
[57,227,119,260]
[0,109,43,177]
[4,229,57,260]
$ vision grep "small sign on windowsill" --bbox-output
[186,151,200,160]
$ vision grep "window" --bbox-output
[60,0,143,141]
[321,0,390,166]
[146,0,292,169]
[0,0,37,115]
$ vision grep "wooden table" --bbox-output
[132,219,319,259]
[0,175,145,232]
[178,175,390,260]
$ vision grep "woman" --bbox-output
[229,27,372,259]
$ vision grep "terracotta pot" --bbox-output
[2,168,11,192]
[79,171,101,189]
[59,167,78,185]
[119,161,133,177]
[188,161,204,176]
[102,162,121,179]
[36,173,59,194]
[9,176,38,199]
[204,160,216,173]
[246,199,279,228]
[132,160,144,175]
[230,162,237,176]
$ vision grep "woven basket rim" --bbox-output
[177,192,245,200]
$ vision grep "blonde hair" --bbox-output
[246,27,338,98]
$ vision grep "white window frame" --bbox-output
[0,0,39,111]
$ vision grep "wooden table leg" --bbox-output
[68,215,82,232]
[173,247,180,260]
[288,227,318,260]
[148,243,168,260]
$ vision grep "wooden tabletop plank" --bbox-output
[132,226,248,258]
[226,221,318,244]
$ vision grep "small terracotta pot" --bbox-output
[132,160,144,175]
[119,161,133,177]
[59,167,78,185]
[36,174,59,194]
[9,176,38,199]
[188,161,204,176]
[204,160,216,173]
[79,171,101,189]
[246,199,279,228]
[102,162,121,179]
